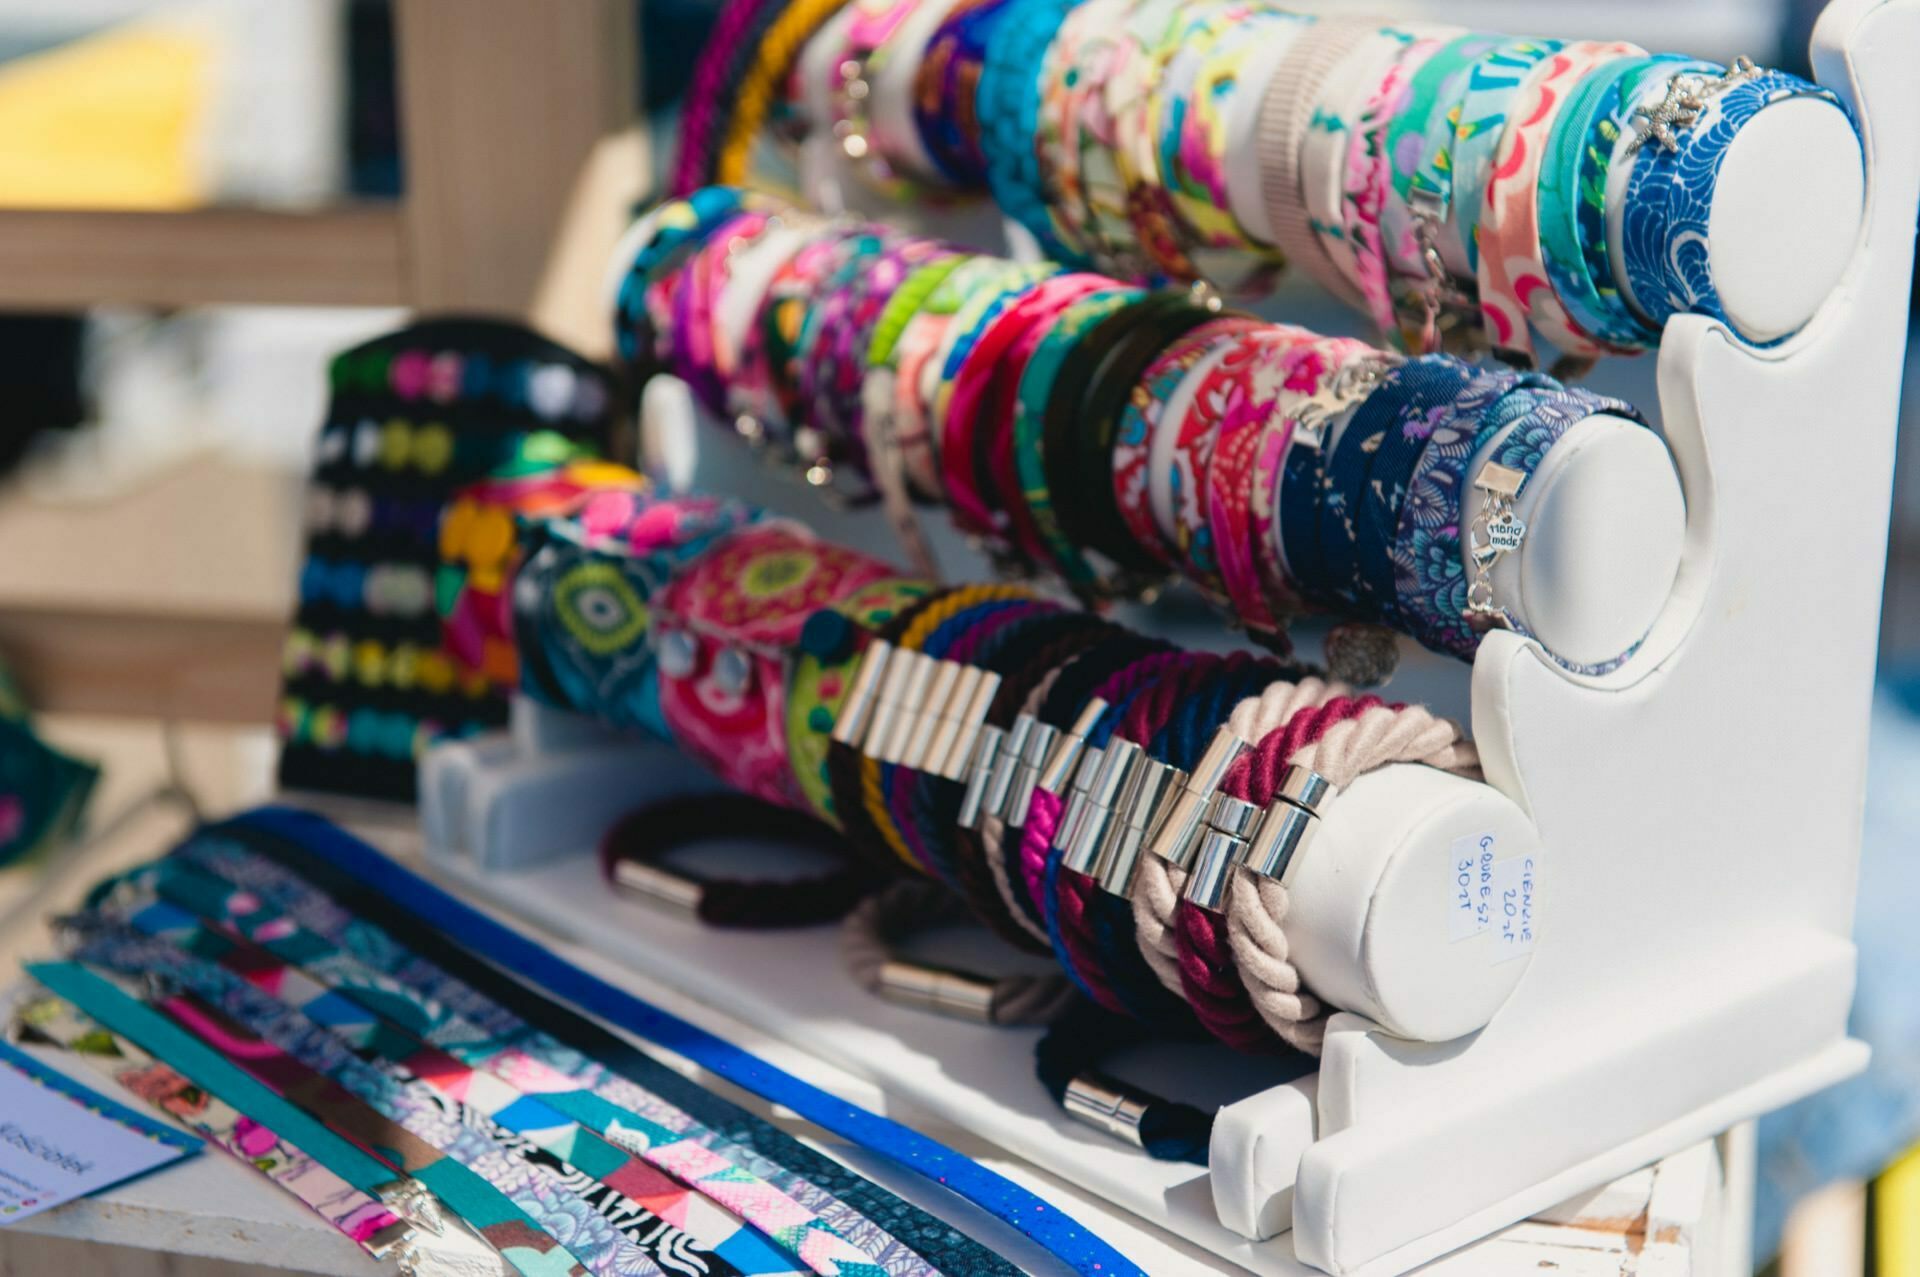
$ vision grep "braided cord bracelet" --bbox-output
[1220,698,1479,1052]
[1046,649,1215,1021]
[879,583,1044,875]
[1176,693,1384,1051]
[714,0,855,185]
[842,880,1076,1024]
[600,795,877,928]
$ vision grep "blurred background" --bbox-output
[0,1,1908,1273]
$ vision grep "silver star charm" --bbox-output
[1627,76,1709,156]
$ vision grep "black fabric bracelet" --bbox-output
[1063,299,1225,571]
[1039,293,1189,565]
[1034,998,1217,1163]
[598,795,879,928]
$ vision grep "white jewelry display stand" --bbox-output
[416,2,1915,1272]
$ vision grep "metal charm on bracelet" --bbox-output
[1465,461,1530,628]
[1626,55,1761,156]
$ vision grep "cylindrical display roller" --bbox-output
[1463,412,1686,674]
[1608,78,1865,347]
[1278,763,1541,1043]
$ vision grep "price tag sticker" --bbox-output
[1447,833,1497,942]
[1490,855,1537,965]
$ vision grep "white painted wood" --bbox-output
[1288,2,1910,1270]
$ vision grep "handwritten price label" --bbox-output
[1448,833,1497,942]
[1490,856,1537,965]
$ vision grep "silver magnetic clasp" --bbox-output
[957,727,1006,830]
[829,640,891,747]
[1246,766,1339,879]
[1095,759,1184,896]
[1051,746,1109,870]
[366,1219,417,1260]
[876,959,999,1022]
[609,859,705,915]
[861,645,917,759]
[879,651,936,765]
[374,1179,445,1236]
[1278,766,1338,813]
[941,669,1001,780]
[981,714,1036,821]
[1064,739,1142,875]
[1145,727,1250,870]
[1005,721,1060,827]
[1246,802,1320,881]
[912,662,971,772]
[1180,795,1259,911]
[1063,1070,1152,1147]
[1039,698,1110,795]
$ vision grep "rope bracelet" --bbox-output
[842,880,1076,1023]
[598,795,880,928]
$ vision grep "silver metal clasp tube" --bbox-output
[1144,727,1250,870]
[829,641,891,747]
[1038,697,1110,795]
[1004,721,1059,827]
[1180,794,1260,911]
[1063,739,1142,875]
[1246,767,1339,881]
[957,726,1006,829]
[1063,1071,1152,1147]
[1095,759,1184,896]
[940,669,1001,780]
[609,859,704,915]
[876,960,998,1021]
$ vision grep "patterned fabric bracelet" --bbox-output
[978,0,1086,263]
[1066,0,1152,278]
[1336,354,1482,620]
[1036,0,1127,263]
[1476,41,1646,366]
[1342,35,1444,340]
[1619,67,1855,340]
[1104,0,1205,282]
[1159,324,1306,603]
[239,806,1148,1275]
[77,904,708,1277]
[1196,327,1327,632]
[1536,55,1693,350]
[1571,57,1723,347]
[1388,378,1642,664]
[1301,29,1414,309]
[1438,38,1566,275]
[1534,51,1684,357]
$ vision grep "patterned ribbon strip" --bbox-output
[15,995,417,1263]
[168,828,1006,1277]
[86,880,856,1277]
[61,918,647,1277]
[23,961,591,1277]
[111,859,877,1276]
[225,806,1148,1277]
